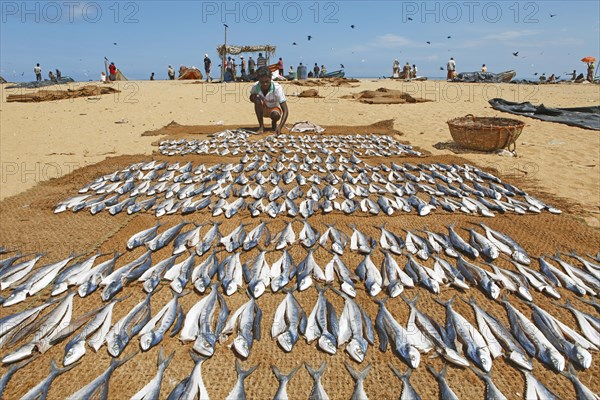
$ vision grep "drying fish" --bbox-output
[479,223,530,264]
[19,359,78,400]
[138,255,178,294]
[470,368,508,400]
[106,292,153,357]
[181,284,229,357]
[66,352,137,400]
[553,300,600,348]
[375,298,420,368]
[485,262,532,301]
[355,254,383,297]
[402,295,470,368]
[432,256,470,290]
[521,369,560,400]
[4,253,77,307]
[139,291,186,351]
[550,254,599,295]
[243,221,271,251]
[437,296,493,371]
[272,364,301,400]
[349,224,376,254]
[220,224,248,253]
[426,365,459,400]
[131,348,175,400]
[219,252,244,295]
[271,250,297,293]
[345,362,372,400]
[0,253,44,291]
[271,290,307,352]
[191,251,219,293]
[298,220,319,248]
[512,261,560,299]
[0,358,34,398]
[51,252,104,296]
[146,221,187,251]
[319,223,348,255]
[220,296,262,358]
[389,364,421,400]
[196,221,221,256]
[173,224,203,255]
[562,364,600,400]
[63,298,122,365]
[296,249,322,291]
[502,295,565,372]
[375,224,404,255]
[305,361,329,400]
[464,296,532,370]
[404,230,430,260]
[273,221,296,250]
[333,287,374,362]
[420,229,458,258]
[448,224,479,259]
[225,359,259,400]
[164,253,196,293]
[405,255,442,294]
[455,256,500,299]
[243,250,271,298]
[101,250,152,301]
[381,250,415,298]
[0,300,57,349]
[305,286,339,354]
[467,228,499,260]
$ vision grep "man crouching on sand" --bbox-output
[249,66,288,135]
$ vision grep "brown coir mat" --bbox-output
[0,133,599,399]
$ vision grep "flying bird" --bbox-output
[549,13,557,17]
[307,35,312,40]
[292,42,297,45]
[440,67,444,70]
[407,17,413,21]
[426,41,431,44]
[447,36,451,39]
[113,42,117,45]
[350,24,355,29]
[534,72,538,75]
[223,24,229,28]
[512,52,519,56]
[340,64,345,68]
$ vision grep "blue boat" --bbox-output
[322,70,345,78]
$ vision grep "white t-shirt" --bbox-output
[447,60,456,71]
[250,81,286,108]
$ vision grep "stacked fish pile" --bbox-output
[158,130,422,157]
[1,221,599,399]
[54,156,560,218]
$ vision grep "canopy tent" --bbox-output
[216,44,276,81]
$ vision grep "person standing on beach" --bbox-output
[109,62,117,81]
[320,65,326,78]
[248,56,256,76]
[168,65,175,80]
[48,70,57,82]
[203,54,212,82]
[447,57,456,80]
[314,63,320,78]
[392,60,400,78]
[587,62,595,82]
[481,64,487,72]
[257,53,267,69]
[277,58,284,76]
[249,66,288,136]
[56,69,61,80]
[150,72,155,80]
[412,64,417,78]
[34,63,42,81]
[240,56,246,77]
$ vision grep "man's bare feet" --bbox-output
[256,127,264,134]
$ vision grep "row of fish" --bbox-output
[2,221,598,309]
[159,131,422,157]
[1,273,598,371]
[55,157,560,218]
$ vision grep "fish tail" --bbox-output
[305,361,327,379]
[189,350,207,364]
[426,364,441,379]
[345,361,371,382]
[109,351,138,372]
[389,363,410,380]
[400,294,420,308]
[236,359,259,379]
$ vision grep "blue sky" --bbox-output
[1,0,599,81]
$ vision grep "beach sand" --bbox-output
[0,79,599,399]
[1,79,598,226]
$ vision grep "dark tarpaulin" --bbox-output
[489,98,600,131]
[452,70,516,83]
[5,77,75,89]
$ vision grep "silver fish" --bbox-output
[221,296,262,358]
[220,224,248,253]
[51,252,104,296]
[139,292,186,351]
[0,358,34,398]
[273,221,296,250]
[448,224,479,259]
[349,224,375,254]
[479,223,530,264]
[305,361,329,400]
[470,367,508,400]
[106,292,152,357]
[196,221,221,256]
[19,359,77,400]
[272,290,307,352]
[138,255,178,294]
[389,364,421,400]
[335,288,374,363]
[272,364,301,400]
[375,298,420,368]
[562,364,600,400]
[305,286,338,354]
[130,348,175,400]
[299,220,319,248]
[522,369,560,400]
[345,362,371,400]
[244,251,271,298]
[271,250,296,293]
[426,365,459,400]
[191,251,219,293]
[66,352,137,400]
[146,221,187,252]
[226,360,258,400]
[220,252,244,295]
[355,254,383,297]
[0,253,44,291]
[243,221,271,251]
[375,224,404,255]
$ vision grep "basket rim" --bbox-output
[447,115,525,127]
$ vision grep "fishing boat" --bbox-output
[322,70,345,78]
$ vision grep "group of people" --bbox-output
[33,63,62,82]
[392,60,418,79]
[222,52,268,82]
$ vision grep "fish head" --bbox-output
[108,336,124,357]
[368,283,382,297]
[485,282,500,299]
[252,282,266,298]
[297,276,313,292]
[387,281,404,298]
[277,332,294,352]
[341,282,356,298]
[171,280,183,294]
[547,349,565,372]
[193,335,216,357]
[233,336,250,358]
[489,247,500,259]
[64,341,86,365]
[101,282,119,301]
[318,334,338,355]
[346,338,367,363]
[399,344,420,369]
[226,282,238,296]
[508,351,533,371]
[476,347,493,372]
[513,251,531,265]
[140,332,155,351]
[572,346,592,370]
[194,278,208,293]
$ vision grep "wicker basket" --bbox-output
[447,114,525,152]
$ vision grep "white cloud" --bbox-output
[371,34,414,48]
[482,30,540,41]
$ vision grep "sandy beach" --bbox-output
[0,78,599,400]
[1,79,599,226]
